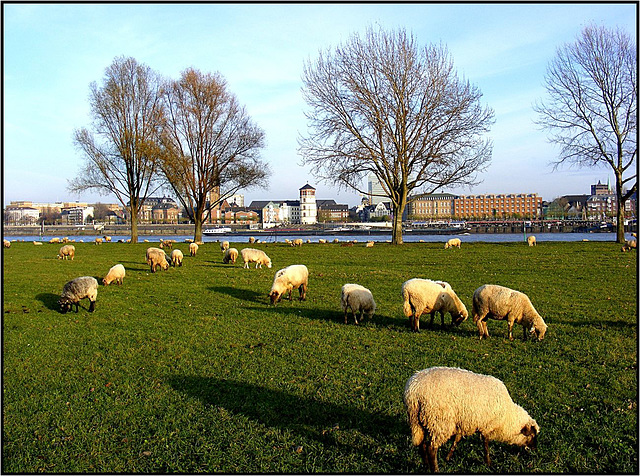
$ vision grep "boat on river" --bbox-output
[203,226,232,235]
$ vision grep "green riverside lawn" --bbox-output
[2,240,637,473]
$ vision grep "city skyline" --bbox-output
[3,3,635,207]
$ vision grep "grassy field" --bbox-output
[2,239,637,473]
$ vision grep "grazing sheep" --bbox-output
[58,244,76,260]
[284,239,292,245]
[49,237,61,244]
[94,237,103,245]
[4,239,11,248]
[527,235,537,247]
[291,238,303,247]
[402,278,468,332]
[160,239,174,249]
[341,283,376,324]
[248,236,256,244]
[103,235,112,242]
[365,241,374,248]
[103,264,125,286]
[404,366,539,472]
[223,247,239,264]
[221,241,230,252]
[146,247,170,273]
[444,238,461,249]
[333,238,340,243]
[269,264,308,304]
[318,239,327,244]
[241,248,272,269]
[189,242,199,256]
[58,276,98,313]
[472,284,547,341]
[171,249,184,267]
[33,241,43,246]
[621,239,636,252]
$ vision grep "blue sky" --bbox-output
[3,3,636,207]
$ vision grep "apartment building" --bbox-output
[453,194,543,219]
[408,193,456,219]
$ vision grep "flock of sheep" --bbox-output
[8,232,631,472]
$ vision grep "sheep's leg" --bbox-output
[299,283,306,301]
[344,309,349,324]
[481,434,491,466]
[445,433,463,461]
[476,316,486,339]
[426,441,439,472]
[429,311,435,327]
[506,315,515,340]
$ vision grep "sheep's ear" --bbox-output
[521,424,537,436]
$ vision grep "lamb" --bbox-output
[94,237,103,245]
[291,238,303,247]
[472,284,547,341]
[527,235,537,247]
[402,278,468,332]
[444,238,461,249]
[241,248,272,269]
[221,241,230,252]
[102,264,125,286]
[223,247,239,264]
[146,247,170,273]
[3,239,10,248]
[171,249,184,267]
[57,244,75,260]
[58,276,99,313]
[189,242,199,256]
[269,264,308,304]
[404,366,539,472]
[341,283,376,324]
[621,239,636,252]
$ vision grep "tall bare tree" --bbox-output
[70,56,165,243]
[160,68,269,242]
[299,27,494,244]
[535,25,637,243]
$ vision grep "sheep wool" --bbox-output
[223,247,239,264]
[472,284,548,341]
[404,366,539,472]
[189,242,199,256]
[146,247,170,273]
[341,283,376,324]
[241,248,272,269]
[269,264,308,304]
[221,241,230,252]
[171,249,184,267]
[59,276,99,313]
[103,264,125,286]
[58,244,75,260]
[527,235,537,246]
[402,278,468,332]
[444,238,461,249]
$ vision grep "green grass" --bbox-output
[2,240,637,473]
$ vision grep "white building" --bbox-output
[367,173,387,205]
[299,184,317,225]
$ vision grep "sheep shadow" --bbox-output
[35,293,60,311]
[209,286,264,303]
[166,376,406,465]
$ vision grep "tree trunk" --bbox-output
[391,194,407,245]
[194,207,204,243]
[130,207,139,244]
[615,171,626,244]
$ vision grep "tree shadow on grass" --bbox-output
[166,375,408,467]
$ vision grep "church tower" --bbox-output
[299,184,317,225]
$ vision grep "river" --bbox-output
[7,232,632,244]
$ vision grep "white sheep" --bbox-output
[444,238,461,249]
[94,237,103,245]
[268,264,308,304]
[221,241,230,252]
[341,283,376,324]
[402,278,468,332]
[365,241,374,248]
[527,235,537,247]
[58,276,99,313]
[248,236,256,244]
[3,239,10,248]
[189,242,199,256]
[291,238,303,247]
[223,247,239,264]
[404,366,539,472]
[241,248,272,269]
[472,284,548,341]
[103,264,125,286]
[621,239,636,252]
[57,244,75,260]
[49,237,61,244]
[146,247,170,273]
[171,249,184,267]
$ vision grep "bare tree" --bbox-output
[160,68,269,242]
[535,24,637,243]
[299,27,494,244]
[70,56,165,243]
